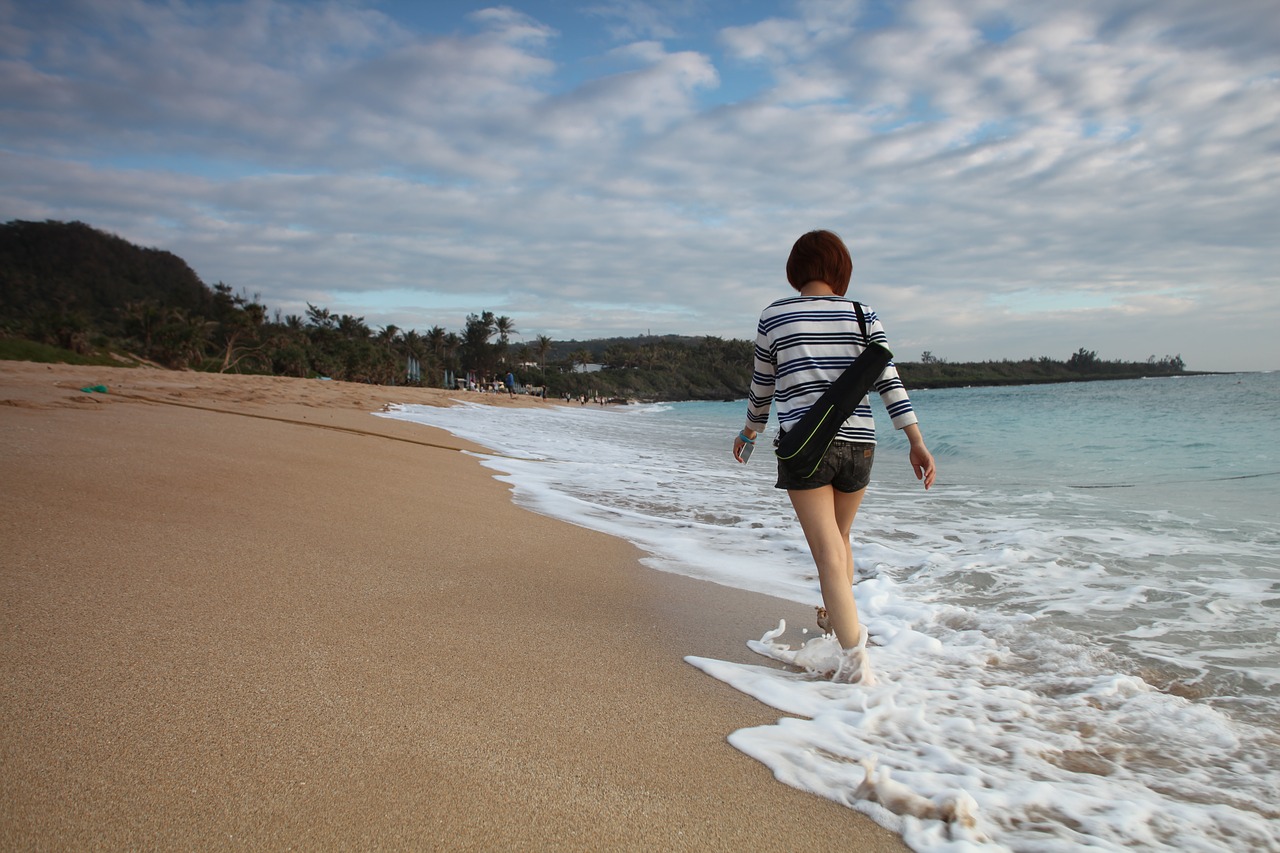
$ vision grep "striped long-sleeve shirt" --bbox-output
[745,295,918,445]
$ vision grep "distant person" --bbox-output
[505,371,516,397]
[733,230,936,663]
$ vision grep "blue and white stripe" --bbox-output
[746,295,918,444]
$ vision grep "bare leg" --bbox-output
[789,486,867,650]
[834,486,866,589]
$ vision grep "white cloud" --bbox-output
[584,0,683,42]
[720,17,809,64]
[1,0,1277,370]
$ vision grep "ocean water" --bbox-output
[378,372,1280,852]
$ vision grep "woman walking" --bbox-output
[734,230,935,662]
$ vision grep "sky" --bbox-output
[2,0,1278,371]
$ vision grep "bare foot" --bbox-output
[833,626,877,685]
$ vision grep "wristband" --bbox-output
[738,431,756,444]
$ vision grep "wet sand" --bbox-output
[0,362,908,851]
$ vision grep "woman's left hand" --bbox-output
[900,423,936,489]
[910,444,936,489]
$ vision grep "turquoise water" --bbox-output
[899,374,1280,523]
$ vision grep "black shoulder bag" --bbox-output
[774,302,893,478]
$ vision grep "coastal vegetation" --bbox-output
[1,219,1193,401]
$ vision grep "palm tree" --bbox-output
[426,325,447,363]
[399,328,423,359]
[394,329,423,384]
[305,303,335,330]
[462,313,497,376]
[495,315,517,345]
[535,334,553,379]
[492,315,516,371]
[443,332,461,370]
[337,314,370,340]
[371,325,400,385]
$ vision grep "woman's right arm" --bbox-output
[736,318,774,460]
[744,323,775,433]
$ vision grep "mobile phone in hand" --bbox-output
[739,440,754,463]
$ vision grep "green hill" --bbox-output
[1,220,211,346]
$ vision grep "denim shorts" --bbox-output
[775,440,875,493]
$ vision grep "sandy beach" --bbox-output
[1,362,907,851]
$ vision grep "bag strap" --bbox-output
[853,301,869,345]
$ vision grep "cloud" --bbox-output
[584,0,683,42]
[1,0,1277,370]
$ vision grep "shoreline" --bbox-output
[1,363,908,851]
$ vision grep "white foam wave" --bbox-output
[689,575,1280,852]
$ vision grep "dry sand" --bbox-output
[1,362,908,851]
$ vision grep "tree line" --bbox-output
[898,347,1189,389]
[0,219,755,396]
[1,219,1191,400]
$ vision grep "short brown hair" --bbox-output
[786,230,852,296]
